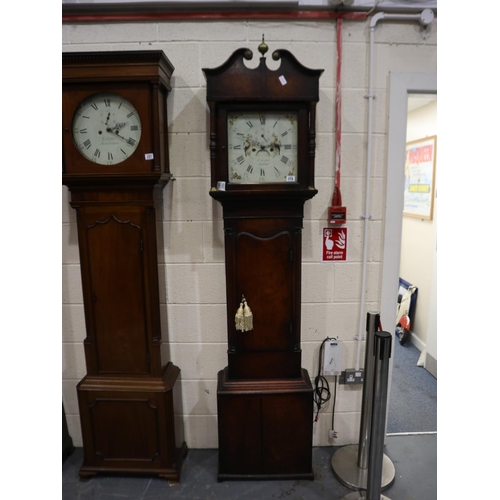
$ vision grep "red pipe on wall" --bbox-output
[333,16,343,208]
[62,10,368,23]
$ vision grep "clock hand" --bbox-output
[105,113,111,125]
[107,122,128,132]
[106,127,129,143]
[256,146,270,156]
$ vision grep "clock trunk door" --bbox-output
[229,225,301,379]
[81,207,150,376]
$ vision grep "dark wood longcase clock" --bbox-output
[203,40,323,481]
[62,51,186,483]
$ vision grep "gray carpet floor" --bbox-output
[61,338,438,498]
[63,435,437,499]
[387,338,437,434]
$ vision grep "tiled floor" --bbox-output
[62,433,437,499]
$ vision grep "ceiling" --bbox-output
[408,94,436,112]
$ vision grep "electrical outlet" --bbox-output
[329,429,337,439]
[345,368,364,384]
[323,340,343,376]
[339,368,364,385]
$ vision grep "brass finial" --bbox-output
[258,35,268,57]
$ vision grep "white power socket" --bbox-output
[329,429,338,439]
[323,340,343,376]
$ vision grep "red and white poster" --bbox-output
[322,227,347,262]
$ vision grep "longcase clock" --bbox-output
[203,40,323,480]
[62,51,186,483]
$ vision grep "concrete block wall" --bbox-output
[62,17,437,449]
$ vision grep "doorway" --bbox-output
[380,73,437,435]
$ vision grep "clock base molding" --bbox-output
[216,367,314,481]
[76,362,187,482]
[62,172,172,189]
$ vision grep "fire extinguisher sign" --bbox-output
[322,227,348,262]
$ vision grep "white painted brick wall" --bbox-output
[164,178,213,221]
[62,17,437,449]
[247,21,336,43]
[168,133,206,177]
[159,21,247,42]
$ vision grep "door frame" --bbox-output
[380,72,437,432]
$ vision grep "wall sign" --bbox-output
[322,227,347,262]
[403,135,437,220]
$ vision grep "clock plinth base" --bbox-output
[216,367,314,481]
[77,362,187,481]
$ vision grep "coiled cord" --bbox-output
[313,337,336,422]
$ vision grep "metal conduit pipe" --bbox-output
[353,7,434,371]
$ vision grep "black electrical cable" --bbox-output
[313,337,336,422]
[331,375,338,435]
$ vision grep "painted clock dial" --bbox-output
[72,92,142,166]
[227,111,298,183]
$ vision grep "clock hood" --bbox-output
[202,44,323,102]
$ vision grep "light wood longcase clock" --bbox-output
[62,51,186,483]
[203,40,323,481]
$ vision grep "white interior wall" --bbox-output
[62,17,437,448]
[400,99,437,348]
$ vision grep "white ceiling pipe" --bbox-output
[370,8,435,28]
[354,8,434,371]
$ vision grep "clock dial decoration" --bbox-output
[227,111,298,183]
[72,92,141,165]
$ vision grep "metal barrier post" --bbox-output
[357,312,379,469]
[342,331,393,500]
[331,313,395,491]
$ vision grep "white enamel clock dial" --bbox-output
[72,92,141,165]
[227,111,298,183]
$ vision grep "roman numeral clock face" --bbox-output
[72,92,141,165]
[227,112,298,183]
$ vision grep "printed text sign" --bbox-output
[322,227,347,262]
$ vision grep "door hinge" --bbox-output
[290,323,293,334]
[146,353,150,364]
[140,239,144,251]
[290,250,293,261]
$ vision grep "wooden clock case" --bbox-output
[203,46,323,480]
[62,51,186,482]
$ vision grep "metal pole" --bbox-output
[357,312,379,469]
[331,313,395,491]
[367,330,393,499]
[342,331,393,500]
